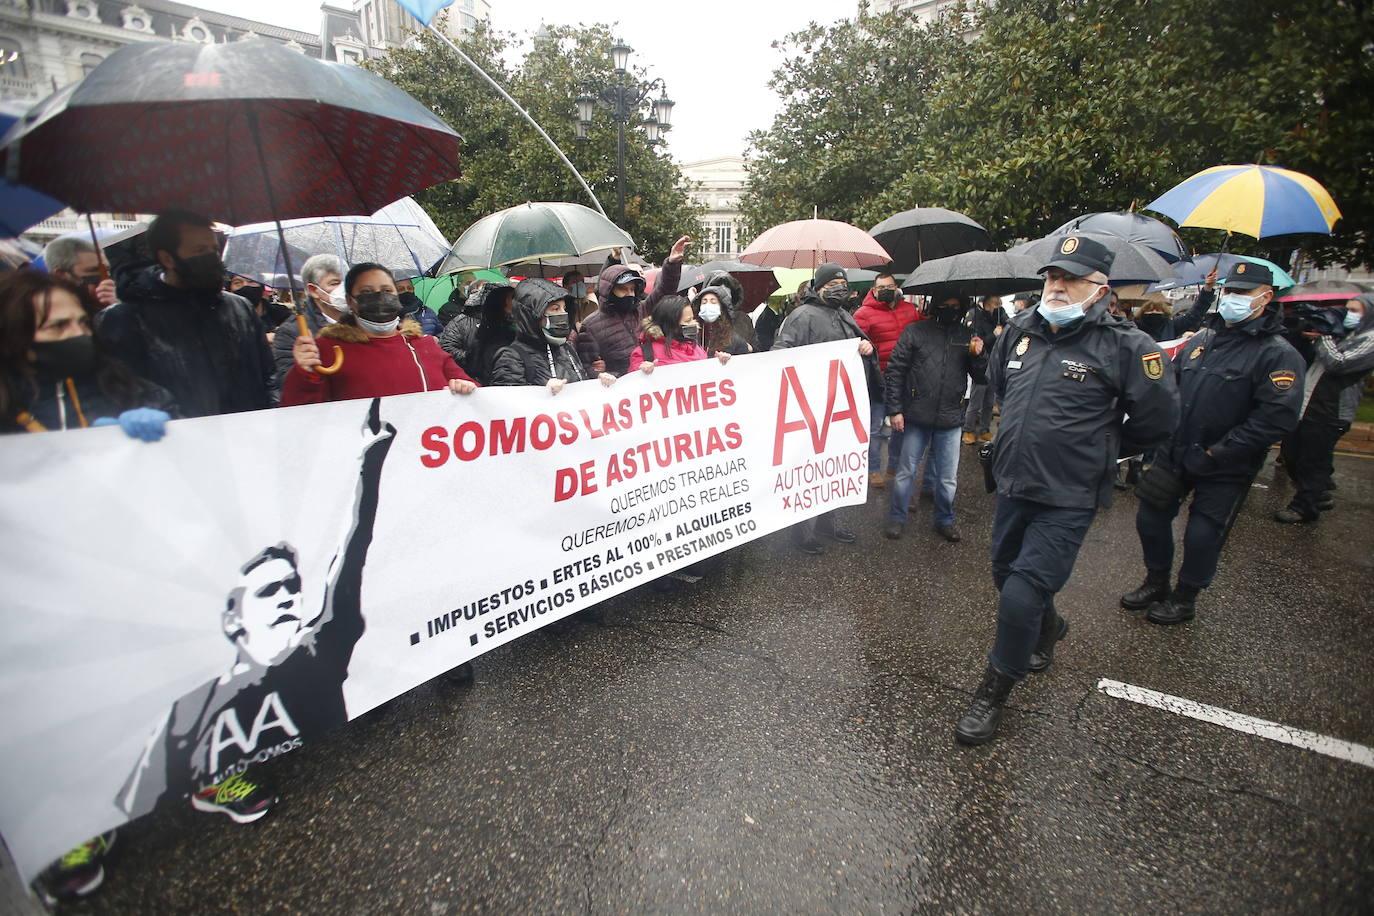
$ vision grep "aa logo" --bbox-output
[772,358,868,466]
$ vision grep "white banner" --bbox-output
[0,340,869,882]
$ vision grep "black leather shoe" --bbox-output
[935,523,961,543]
[819,523,857,544]
[883,521,904,540]
[1029,616,1069,673]
[1146,586,1198,625]
[954,664,1017,746]
[1121,569,1169,611]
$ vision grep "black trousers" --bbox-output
[1136,474,1251,590]
[1281,417,1350,519]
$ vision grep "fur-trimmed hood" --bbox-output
[317,318,425,344]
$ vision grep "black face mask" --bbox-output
[355,291,402,323]
[173,253,225,293]
[677,322,701,344]
[398,291,422,310]
[234,284,264,307]
[610,293,639,314]
[875,289,896,303]
[543,312,571,340]
[933,307,962,324]
[820,286,850,307]
[32,335,97,380]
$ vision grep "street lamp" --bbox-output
[573,39,675,226]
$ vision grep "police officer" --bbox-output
[955,236,1180,746]
[1123,262,1305,623]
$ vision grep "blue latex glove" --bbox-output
[92,408,170,442]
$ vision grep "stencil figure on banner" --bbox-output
[282,262,478,406]
[631,295,733,374]
[270,254,346,398]
[577,235,690,377]
[489,278,617,392]
[438,282,517,383]
[770,262,877,555]
[97,210,276,419]
[118,399,395,820]
[0,269,178,905]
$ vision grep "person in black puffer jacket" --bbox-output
[438,283,516,384]
[576,235,690,377]
[489,278,617,392]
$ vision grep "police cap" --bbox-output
[1223,261,1273,290]
[1039,234,1115,278]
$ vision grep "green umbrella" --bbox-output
[413,270,505,310]
[436,201,633,273]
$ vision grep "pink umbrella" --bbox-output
[740,218,892,269]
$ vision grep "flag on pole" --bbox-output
[395,0,455,26]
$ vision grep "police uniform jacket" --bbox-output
[989,294,1180,509]
[1163,311,1305,482]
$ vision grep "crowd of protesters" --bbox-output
[3,210,1372,904]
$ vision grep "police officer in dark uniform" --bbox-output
[955,236,1180,746]
[1123,261,1304,624]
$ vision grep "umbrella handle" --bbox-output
[295,314,344,375]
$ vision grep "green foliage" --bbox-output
[368,22,701,263]
[742,0,1373,268]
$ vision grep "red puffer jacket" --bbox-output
[854,290,921,371]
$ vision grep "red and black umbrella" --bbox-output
[0,38,462,226]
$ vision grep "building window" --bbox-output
[460,12,477,29]
[79,52,103,75]
[0,38,25,79]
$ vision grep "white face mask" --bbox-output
[330,283,350,313]
[698,301,722,323]
[356,315,399,334]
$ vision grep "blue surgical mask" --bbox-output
[1036,295,1089,326]
[1217,292,1258,323]
[1344,309,1361,330]
[698,301,722,323]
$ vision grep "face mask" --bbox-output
[235,284,264,307]
[568,282,586,299]
[678,322,700,344]
[355,291,402,324]
[32,335,97,379]
[1344,309,1361,330]
[1037,288,1099,326]
[330,283,350,313]
[356,315,400,334]
[610,293,639,313]
[698,301,722,323]
[820,285,850,307]
[1217,292,1259,324]
[398,291,422,310]
[174,252,225,292]
[543,312,571,343]
[875,289,896,303]
[933,307,961,324]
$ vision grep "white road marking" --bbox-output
[1097,679,1374,769]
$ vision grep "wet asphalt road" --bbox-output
[5,448,1373,914]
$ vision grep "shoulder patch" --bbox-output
[1141,351,1164,380]
[1269,369,1297,391]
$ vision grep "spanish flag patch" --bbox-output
[1269,370,1297,391]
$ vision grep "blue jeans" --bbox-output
[868,402,904,473]
[889,425,960,527]
[987,496,1096,680]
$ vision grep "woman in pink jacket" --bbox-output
[629,296,731,373]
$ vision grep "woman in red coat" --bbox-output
[281,262,478,406]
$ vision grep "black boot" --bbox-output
[1029,614,1069,673]
[1121,569,1169,611]
[954,664,1017,746]
[1146,584,1198,625]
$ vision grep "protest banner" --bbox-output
[0,339,869,882]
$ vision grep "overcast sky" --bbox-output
[191,0,848,164]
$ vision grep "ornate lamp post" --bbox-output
[573,39,675,226]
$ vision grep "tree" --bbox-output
[368,21,701,263]
[742,0,1374,268]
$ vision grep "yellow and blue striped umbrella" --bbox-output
[1146,164,1341,239]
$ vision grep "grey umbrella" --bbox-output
[1009,233,1178,286]
[437,202,634,274]
[901,251,1043,298]
[1051,211,1188,263]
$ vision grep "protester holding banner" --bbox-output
[438,282,516,383]
[696,284,754,357]
[281,262,478,406]
[489,277,615,391]
[0,270,174,436]
[631,295,730,372]
[770,262,876,555]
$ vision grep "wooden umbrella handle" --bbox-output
[295,314,344,375]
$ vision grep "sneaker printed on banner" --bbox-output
[191,772,278,824]
[33,831,116,905]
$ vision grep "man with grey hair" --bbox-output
[953,235,1180,746]
[43,235,117,306]
[270,253,346,397]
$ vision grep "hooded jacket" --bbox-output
[628,317,709,371]
[854,289,920,371]
[576,259,683,376]
[884,312,987,429]
[437,284,516,383]
[99,264,275,417]
[279,319,476,407]
[1162,308,1305,481]
[489,279,589,386]
[988,293,1180,509]
[702,270,759,352]
[1302,293,1374,424]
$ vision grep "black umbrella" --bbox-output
[677,259,778,309]
[1052,211,1188,263]
[868,207,991,273]
[1009,233,1178,286]
[0,38,462,225]
[902,251,1042,298]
